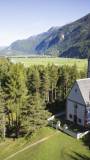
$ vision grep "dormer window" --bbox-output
[75,88,77,92]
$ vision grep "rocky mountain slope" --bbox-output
[0,13,90,58]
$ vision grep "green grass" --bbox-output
[11,57,87,70]
[0,127,55,160]
[0,127,90,160]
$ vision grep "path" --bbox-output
[4,132,59,160]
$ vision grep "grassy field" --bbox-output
[10,57,87,70]
[0,127,90,160]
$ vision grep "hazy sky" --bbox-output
[0,0,90,46]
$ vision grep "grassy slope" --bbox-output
[0,127,90,160]
[11,58,87,70]
[0,127,55,160]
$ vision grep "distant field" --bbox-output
[0,127,90,160]
[10,57,87,70]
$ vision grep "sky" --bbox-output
[0,0,90,46]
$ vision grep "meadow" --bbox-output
[0,127,90,160]
[10,57,87,70]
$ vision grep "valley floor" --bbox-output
[10,57,87,70]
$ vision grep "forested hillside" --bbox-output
[0,13,90,58]
[0,58,86,139]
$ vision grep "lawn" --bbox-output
[10,57,87,70]
[0,127,90,160]
[0,127,54,160]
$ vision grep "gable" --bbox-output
[67,82,86,105]
[77,79,90,105]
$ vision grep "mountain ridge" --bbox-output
[0,13,90,58]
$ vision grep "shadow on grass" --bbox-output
[69,151,90,160]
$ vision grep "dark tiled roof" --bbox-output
[76,78,90,105]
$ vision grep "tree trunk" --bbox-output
[2,113,6,140]
[54,88,57,100]
[16,112,19,138]
[47,91,49,102]
[51,83,53,102]
[8,114,11,126]
[11,113,14,126]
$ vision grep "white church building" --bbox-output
[66,57,90,127]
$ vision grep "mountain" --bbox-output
[0,13,90,58]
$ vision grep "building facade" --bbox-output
[66,78,90,127]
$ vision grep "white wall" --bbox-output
[77,104,85,126]
[67,100,85,126]
[66,100,74,122]
[63,128,89,139]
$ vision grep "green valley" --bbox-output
[10,57,87,70]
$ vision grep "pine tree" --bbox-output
[68,64,78,90]
[39,67,50,102]
[27,67,40,96]
[48,65,58,102]
[57,65,72,100]
[3,63,28,137]
[0,82,6,140]
[23,94,51,136]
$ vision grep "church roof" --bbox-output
[76,78,90,105]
